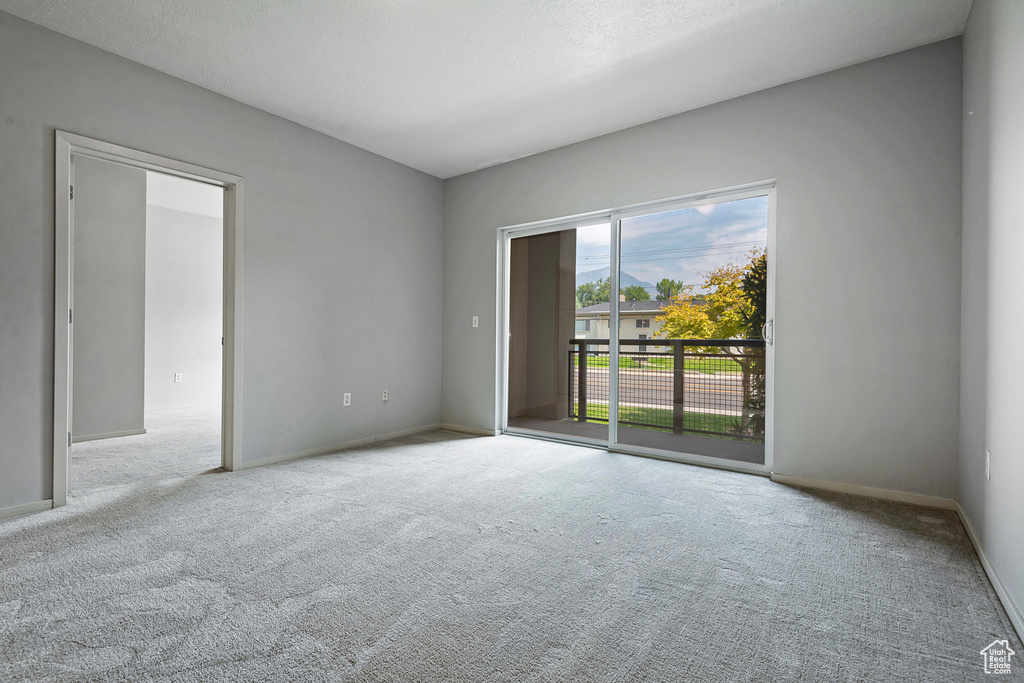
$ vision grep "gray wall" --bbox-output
[71,156,147,440]
[0,11,443,510]
[443,40,963,498]
[145,205,223,412]
[960,0,1024,627]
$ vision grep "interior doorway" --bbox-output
[67,158,225,492]
[500,183,775,474]
[53,132,244,507]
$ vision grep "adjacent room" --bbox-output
[0,1,1021,680]
[70,157,225,496]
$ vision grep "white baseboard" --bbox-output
[439,423,499,437]
[956,503,1024,641]
[238,423,443,470]
[73,428,146,443]
[381,423,444,440]
[769,473,957,510]
[0,499,53,520]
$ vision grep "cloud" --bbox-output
[571,195,767,289]
[575,222,611,248]
[617,195,767,288]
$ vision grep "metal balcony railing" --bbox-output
[569,338,766,442]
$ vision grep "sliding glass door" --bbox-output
[502,185,773,472]
[614,195,770,465]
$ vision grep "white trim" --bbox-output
[72,428,146,443]
[54,131,244,506]
[763,186,777,472]
[58,132,240,185]
[496,230,510,434]
[769,473,958,510]
[0,499,54,520]
[53,133,72,508]
[495,181,777,475]
[615,446,770,476]
[503,215,612,241]
[612,185,774,222]
[608,214,621,446]
[221,179,244,472]
[381,423,444,440]
[496,220,613,449]
[503,427,607,450]
[238,424,443,470]
[440,423,500,437]
[614,443,770,476]
[498,180,775,236]
[606,183,775,467]
[956,503,1024,641]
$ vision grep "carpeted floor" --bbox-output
[0,407,1019,682]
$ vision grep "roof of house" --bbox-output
[576,300,668,315]
[576,298,710,315]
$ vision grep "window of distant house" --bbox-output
[575,320,591,332]
[636,319,650,328]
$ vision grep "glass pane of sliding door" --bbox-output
[614,195,769,465]
[507,222,609,443]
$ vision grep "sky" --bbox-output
[575,195,768,293]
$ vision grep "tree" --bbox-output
[576,278,610,308]
[576,279,652,307]
[656,248,765,342]
[739,251,767,436]
[655,248,766,437]
[740,252,767,337]
[655,278,685,301]
[621,284,651,302]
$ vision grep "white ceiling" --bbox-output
[1,0,972,178]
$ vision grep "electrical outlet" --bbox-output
[343,393,351,407]
[381,389,388,402]
[986,449,991,481]
[174,373,183,383]
[472,315,479,328]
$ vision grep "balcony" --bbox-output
[567,338,766,463]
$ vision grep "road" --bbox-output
[571,367,750,414]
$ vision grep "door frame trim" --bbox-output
[495,180,776,475]
[53,131,244,507]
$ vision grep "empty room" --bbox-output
[0,1,1021,681]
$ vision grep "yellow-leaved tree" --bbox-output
[655,249,766,436]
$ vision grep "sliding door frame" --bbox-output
[498,215,612,448]
[607,184,776,475]
[53,131,244,507]
[496,180,775,476]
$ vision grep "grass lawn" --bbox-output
[573,355,743,374]
[573,402,741,435]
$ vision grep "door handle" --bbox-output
[761,320,774,345]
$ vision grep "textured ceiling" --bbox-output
[0,0,972,178]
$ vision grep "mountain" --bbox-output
[576,267,656,295]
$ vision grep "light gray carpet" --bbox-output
[0,408,1019,682]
